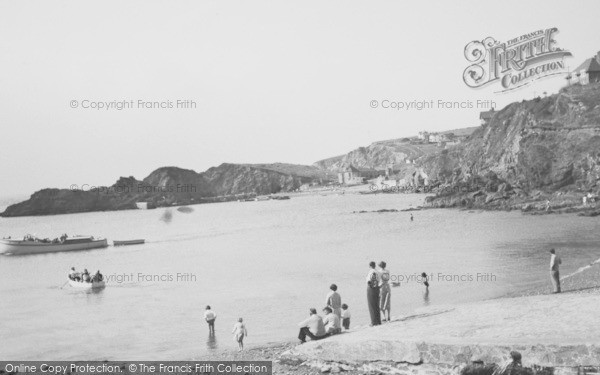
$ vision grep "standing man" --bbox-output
[326,284,342,319]
[204,305,217,335]
[550,249,562,293]
[366,261,381,326]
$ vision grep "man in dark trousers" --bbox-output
[550,249,562,293]
[366,261,381,326]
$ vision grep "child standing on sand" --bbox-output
[341,304,351,330]
[232,318,248,351]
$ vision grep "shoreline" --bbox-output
[202,261,600,374]
[2,183,598,218]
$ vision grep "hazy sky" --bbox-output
[1,0,599,196]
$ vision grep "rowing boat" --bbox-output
[68,280,106,289]
[113,239,145,246]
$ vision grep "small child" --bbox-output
[341,304,351,330]
[232,318,248,351]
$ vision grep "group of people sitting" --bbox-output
[69,267,103,283]
[297,284,351,343]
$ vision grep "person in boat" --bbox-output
[68,267,81,281]
[82,269,91,283]
[92,270,103,282]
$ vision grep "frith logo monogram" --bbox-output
[463,28,572,92]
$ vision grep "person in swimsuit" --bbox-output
[231,318,248,351]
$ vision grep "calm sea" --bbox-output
[0,193,598,360]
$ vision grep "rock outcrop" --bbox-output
[421,83,600,210]
[1,164,331,217]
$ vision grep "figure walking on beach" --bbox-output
[326,284,342,319]
[204,305,217,335]
[410,214,414,222]
[231,318,248,351]
[550,249,562,293]
[366,261,381,326]
[379,261,391,322]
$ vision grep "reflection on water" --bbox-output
[422,288,430,305]
[206,333,218,350]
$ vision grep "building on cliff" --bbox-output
[573,51,600,85]
[479,108,495,125]
[412,168,430,187]
[338,165,381,185]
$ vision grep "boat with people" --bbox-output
[113,239,145,246]
[67,267,105,289]
[0,234,108,255]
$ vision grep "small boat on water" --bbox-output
[113,239,145,246]
[0,235,108,255]
[68,280,105,289]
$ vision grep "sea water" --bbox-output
[0,193,598,359]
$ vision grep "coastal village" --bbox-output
[2,4,600,374]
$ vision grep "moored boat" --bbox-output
[113,239,145,246]
[68,280,106,289]
[0,235,108,255]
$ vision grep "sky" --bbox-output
[1,0,600,196]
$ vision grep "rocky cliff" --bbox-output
[314,141,439,171]
[313,128,477,172]
[421,83,600,211]
[1,164,331,217]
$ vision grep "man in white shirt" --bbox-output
[322,307,341,335]
[550,249,562,293]
[204,305,217,334]
[297,308,327,343]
